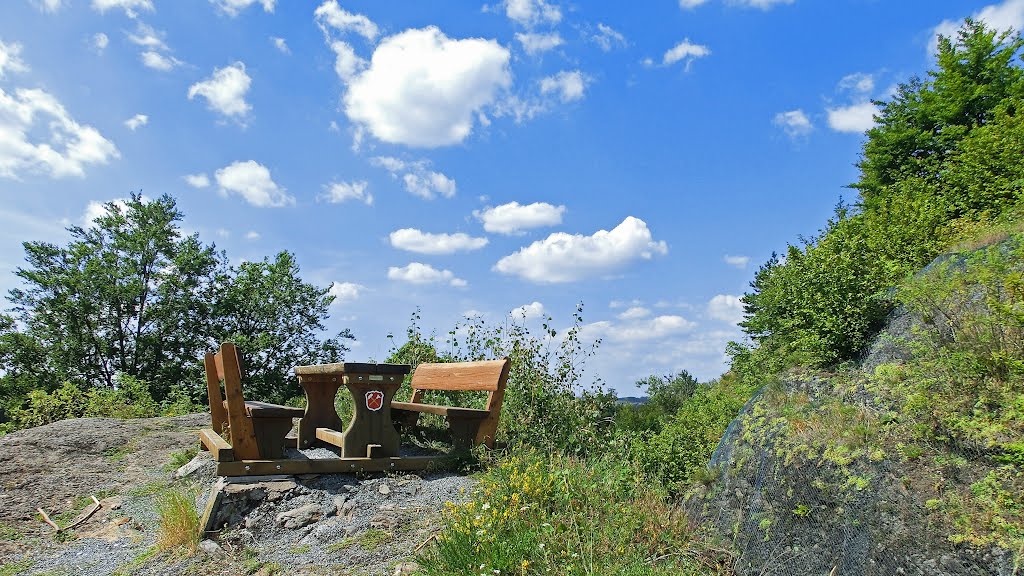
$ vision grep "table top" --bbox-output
[293,362,411,376]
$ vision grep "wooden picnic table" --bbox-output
[293,362,411,458]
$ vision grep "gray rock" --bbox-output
[174,452,215,479]
[394,562,420,575]
[276,503,322,529]
[199,538,223,555]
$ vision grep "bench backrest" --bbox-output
[408,358,511,448]
[204,342,260,460]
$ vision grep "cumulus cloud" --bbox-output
[92,33,109,53]
[372,156,457,200]
[329,40,366,83]
[679,0,708,8]
[314,0,379,41]
[499,0,562,27]
[0,40,29,79]
[516,32,563,55]
[387,262,466,287]
[661,39,711,68]
[827,101,877,133]
[511,301,545,319]
[474,201,566,234]
[329,281,364,304]
[389,228,488,255]
[344,26,511,148]
[91,0,153,17]
[0,87,119,179]
[184,173,210,188]
[188,62,252,120]
[723,254,750,269]
[319,180,372,205]
[270,37,289,54]
[245,230,260,240]
[210,0,275,17]
[932,0,1024,52]
[730,0,794,8]
[127,22,167,51]
[590,23,627,52]
[617,306,650,321]
[539,70,587,103]
[707,294,744,325]
[82,198,131,225]
[141,51,183,71]
[838,72,875,95]
[773,109,813,138]
[214,160,294,207]
[582,314,696,344]
[124,114,148,130]
[494,216,667,283]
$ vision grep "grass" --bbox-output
[111,547,157,576]
[418,449,732,575]
[0,523,23,542]
[156,486,201,554]
[0,559,32,576]
[165,447,199,471]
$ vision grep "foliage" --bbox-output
[155,486,201,554]
[0,194,353,426]
[419,449,732,575]
[616,370,700,433]
[630,374,756,495]
[736,20,1024,377]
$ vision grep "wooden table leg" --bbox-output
[341,379,401,458]
[297,375,345,449]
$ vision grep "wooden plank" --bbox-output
[294,363,411,376]
[199,428,235,462]
[476,358,511,449]
[220,343,261,460]
[391,402,489,419]
[216,456,450,476]
[316,427,345,448]
[204,353,228,435]
[409,360,507,391]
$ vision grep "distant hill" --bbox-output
[615,396,648,405]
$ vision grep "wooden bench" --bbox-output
[391,358,510,450]
[200,342,304,460]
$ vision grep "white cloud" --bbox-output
[827,101,878,133]
[582,314,696,344]
[539,70,587,103]
[270,37,289,54]
[92,33,109,53]
[707,294,744,325]
[773,109,813,138]
[330,40,366,82]
[184,173,210,188]
[516,32,563,55]
[329,281,364,304]
[245,230,260,240]
[679,0,708,9]
[127,23,167,51]
[211,0,275,17]
[33,0,65,12]
[344,26,511,148]
[314,0,379,41]
[387,262,466,287]
[91,0,153,17]
[494,216,667,283]
[371,156,415,173]
[389,228,488,255]
[729,0,794,8]
[216,228,230,238]
[502,0,562,27]
[590,23,626,52]
[403,171,457,199]
[511,301,545,320]
[141,51,183,71]
[617,306,650,321]
[319,180,372,205]
[932,0,1024,53]
[188,62,252,120]
[474,201,565,234]
[83,198,127,225]
[723,254,750,269]
[0,40,29,79]
[838,72,874,95]
[124,114,148,130]
[214,160,294,207]
[0,87,119,179]
[662,39,711,68]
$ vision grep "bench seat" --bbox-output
[391,401,489,420]
[221,400,304,419]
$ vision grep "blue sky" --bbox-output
[1,0,1020,395]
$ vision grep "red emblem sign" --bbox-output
[365,390,384,411]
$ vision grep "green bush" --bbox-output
[13,375,166,428]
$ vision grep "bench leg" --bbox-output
[446,417,483,453]
[251,417,296,460]
[391,407,420,432]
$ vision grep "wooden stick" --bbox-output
[413,533,437,553]
[62,496,101,531]
[37,507,60,532]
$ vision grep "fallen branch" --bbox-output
[37,495,102,533]
[413,532,437,553]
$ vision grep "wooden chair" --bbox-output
[391,358,511,450]
[202,342,304,460]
